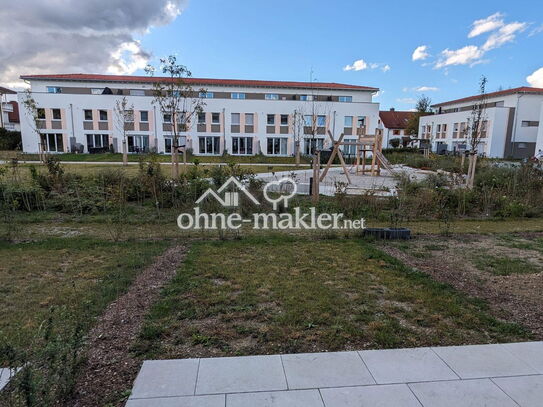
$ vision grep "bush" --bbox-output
[0,128,21,150]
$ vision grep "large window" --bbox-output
[199,136,220,154]
[231,93,246,99]
[86,134,109,151]
[265,94,279,100]
[127,135,149,153]
[453,123,459,138]
[304,138,324,155]
[232,137,253,155]
[43,133,64,152]
[267,137,287,155]
[342,138,357,156]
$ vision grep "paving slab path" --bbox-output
[127,341,543,406]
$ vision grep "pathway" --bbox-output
[127,341,543,406]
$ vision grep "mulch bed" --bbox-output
[68,244,189,407]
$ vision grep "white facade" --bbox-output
[18,75,380,157]
[419,88,543,158]
[0,90,20,132]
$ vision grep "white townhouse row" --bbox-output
[419,87,543,158]
[18,74,380,157]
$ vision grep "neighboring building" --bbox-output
[379,109,414,147]
[18,73,380,156]
[419,87,543,158]
[0,86,21,132]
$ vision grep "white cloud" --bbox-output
[527,67,543,87]
[482,22,527,51]
[396,97,417,104]
[529,24,543,37]
[468,12,504,38]
[0,0,186,87]
[412,45,429,61]
[435,45,484,68]
[343,59,390,73]
[415,86,439,92]
[343,59,368,71]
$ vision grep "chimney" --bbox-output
[390,108,395,111]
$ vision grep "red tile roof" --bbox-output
[7,101,20,123]
[379,110,414,129]
[432,87,543,107]
[19,73,379,92]
[0,86,17,95]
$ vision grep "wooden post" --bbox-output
[312,151,320,203]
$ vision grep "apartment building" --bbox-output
[18,74,380,157]
[419,87,543,158]
[379,109,414,148]
[0,86,20,132]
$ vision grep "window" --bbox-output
[267,114,275,125]
[231,113,240,125]
[44,133,64,152]
[86,134,109,151]
[459,122,466,137]
[436,124,441,133]
[357,116,365,127]
[521,121,539,127]
[265,94,279,100]
[453,123,459,138]
[99,110,108,121]
[344,116,353,127]
[245,113,254,125]
[300,95,314,101]
[198,112,206,124]
[52,109,61,120]
[304,138,324,155]
[304,115,313,126]
[127,135,149,153]
[199,92,214,98]
[442,124,448,133]
[231,93,246,99]
[129,89,145,96]
[37,108,46,119]
[211,112,220,124]
[91,88,103,95]
[47,86,62,94]
[125,110,134,122]
[232,137,253,155]
[267,137,288,155]
[339,96,352,102]
[393,129,401,136]
[84,109,93,121]
[199,136,220,154]
[280,114,289,126]
[140,111,148,122]
[317,115,326,127]
[342,138,357,156]
[163,113,172,123]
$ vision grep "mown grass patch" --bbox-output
[473,254,540,276]
[134,236,529,359]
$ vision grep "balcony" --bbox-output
[1,103,13,113]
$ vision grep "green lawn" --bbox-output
[134,236,529,359]
[0,237,169,348]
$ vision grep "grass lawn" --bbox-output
[134,236,529,359]
[0,237,169,349]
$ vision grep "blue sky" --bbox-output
[133,1,539,109]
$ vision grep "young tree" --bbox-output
[145,55,206,178]
[113,96,134,166]
[463,76,488,189]
[405,95,432,138]
[292,109,304,167]
[22,89,46,162]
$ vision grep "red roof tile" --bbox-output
[432,87,543,107]
[379,110,414,129]
[19,73,378,92]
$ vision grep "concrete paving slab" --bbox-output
[359,348,458,384]
[126,395,225,407]
[226,389,324,407]
[130,359,200,399]
[409,379,518,407]
[501,341,543,374]
[320,384,422,407]
[0,368,13,392]
[493,375,543,407]
[195,355,287,395]
[281,351,375,389]
[432,344,537,379]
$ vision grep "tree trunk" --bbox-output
[469,153,478,189]
[460,153,465,171]
[295,142,300,167]
[171,143,180,178]
[122,138,128,166]
[312,152,320,203]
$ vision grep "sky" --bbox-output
[1,0,542,110]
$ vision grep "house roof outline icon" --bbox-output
[195,176,260,207]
